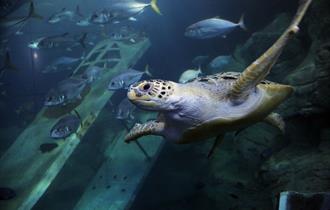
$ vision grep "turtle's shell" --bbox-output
[163,72,293,144]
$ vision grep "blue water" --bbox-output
[1,0,317,210]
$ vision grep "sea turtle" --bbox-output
[125,0,312,157]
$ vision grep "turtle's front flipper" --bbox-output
[264,112,285,133]
[207,134,224,159]
[125,120,165,143]
[229,0,312,101]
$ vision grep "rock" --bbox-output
[205,1,330,209]
[260,148,330,198]
[278,191,330,210]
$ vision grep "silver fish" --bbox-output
[90,10,114,24]
[50,114,81,139]
[179,68,202,84]
[42,55,84,74]
[116,97,136,121]
[76,15,92,26]
[0,2,42,29]
[208,55,232,71]
[81,66,103,83]
[110,0,161,21]
[48,6,82,24]
[185,15,246,39]
[108,67,151,90]
[90,0,161,24]
[44,77,87,106]
[28,32,87,49]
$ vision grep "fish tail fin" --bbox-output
[75,5,84,17]
[28,2,43,20]
[150,0,162,15]
[144,64,152,77]
[198,65,203,73]
[238,14,247,31]
[79,33,87,49]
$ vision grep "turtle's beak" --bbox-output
[127,84,160,110]
[127,89,137,101]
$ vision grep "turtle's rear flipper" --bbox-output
[207,134,224,159]
[264,112,285,133]
[125,120,165,143]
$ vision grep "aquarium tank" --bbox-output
[0,0,330,209]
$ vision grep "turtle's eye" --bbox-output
[142,83,151,91]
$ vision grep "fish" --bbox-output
[108,25,138,41]
[48,6,83,24]
[42,55,85,74]
[111,0,162,17]
[208,55,232,71]
[108,66,152,90]
[178,68,202,83]
[0,51,17,79]
[192,55,209,68]
[50,113,81,139]
[116,97,136,121]
[76,15,92,26]
[28,32,87,49]
[0,2,43,29]
[81,66,103,83]
[91,0,161,24]
[90,10,114,25]
[44,77,88,106]
[185,15,246,39]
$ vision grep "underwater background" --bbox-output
[0,0,330,210]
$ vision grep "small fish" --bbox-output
[48,6,83,24]
[108,66,152,90]
[208,55,232,71]
[90,10,114,24]
[81,66,103,83]
[110,0,162,22]
[0,187,16,200]
[44,77,88,106]
[50,114,81,139]
[185,15,246,39]
[28,32,87,49]
[0,2,43,29]
[76,15,92,26]
[179,68,202,83]
[116,97,136,121]
[15,30,24,35]
[42,55,84,74]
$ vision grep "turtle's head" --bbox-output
[127,80,177,111]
